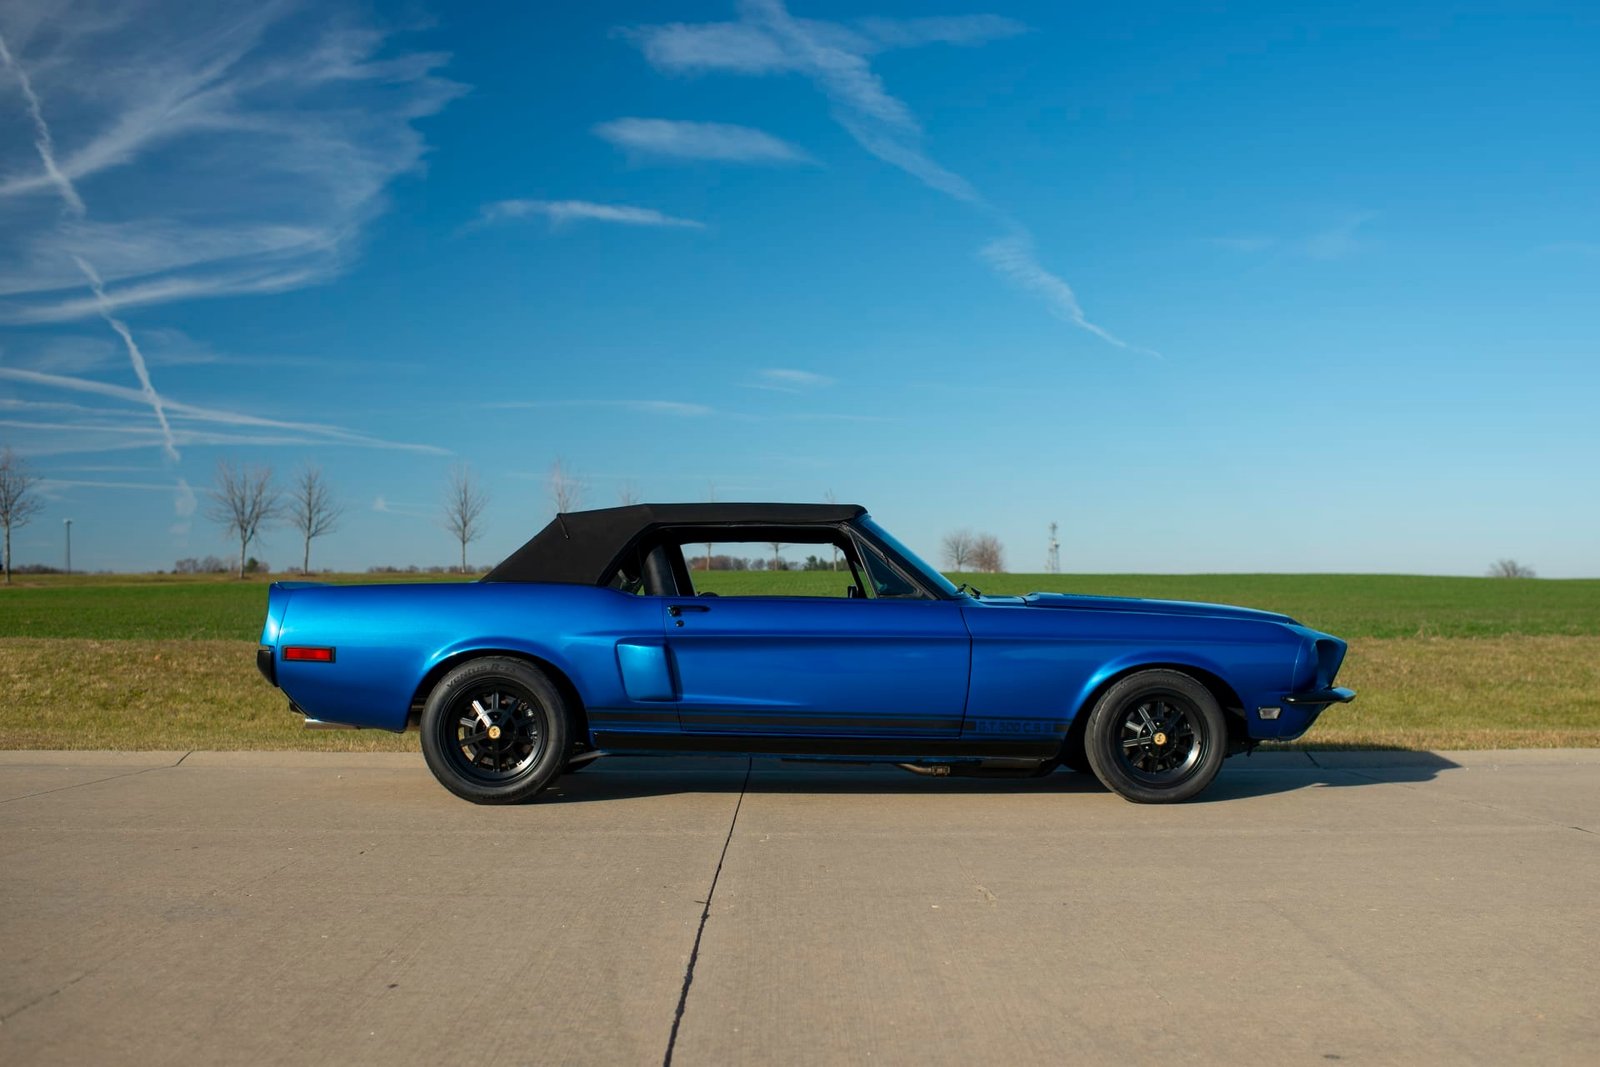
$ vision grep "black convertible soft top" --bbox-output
[483,502,866,585]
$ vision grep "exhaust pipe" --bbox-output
[895,762,952,777]
[302,718,358,730]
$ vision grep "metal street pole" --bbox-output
[64,518,72,576]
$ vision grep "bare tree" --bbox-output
[548,457,586,514]
[616,479,641,506]
[770,540,784,571]
[443,465,489,574]
[0,446,46,585]
[1488,559,1536,579]
[288,464,345,574]
[941,529,975,572]
[203,461,283,579]
[970,533,1005,573]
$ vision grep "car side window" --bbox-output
[677,538,864,598]
[857,541,920,598]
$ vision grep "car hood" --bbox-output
[1017,592,1296,625]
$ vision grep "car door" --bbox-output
[663,596,971,737]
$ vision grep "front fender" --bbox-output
[1065,648,1251,726]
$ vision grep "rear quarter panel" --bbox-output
[270,583,661,730]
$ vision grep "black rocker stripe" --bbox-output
[591,732,1061,761]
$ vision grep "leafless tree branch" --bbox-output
[288,464,344,574]
[549,457,586,514]
[970,533,1005,573]
[941,529,975,571]
[0,446,46,584]
[203,460,283,579]
[443,465,489,573]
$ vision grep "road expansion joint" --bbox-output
[661,756,752,1067]
[0,752,192,805]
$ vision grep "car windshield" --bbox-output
[857,515,964,598]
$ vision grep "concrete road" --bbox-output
[1,750,1596,1065]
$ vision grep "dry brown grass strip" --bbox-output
[1271,635,1600,748]
[2,635,1596,751]
[0,638,415,751]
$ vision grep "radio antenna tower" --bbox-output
[1046,522,1060,574]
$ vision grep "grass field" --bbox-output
[2,571,1596,751]
[5,570,1597,640]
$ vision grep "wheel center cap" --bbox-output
[487,724,502,740]
[1153,731,1168,746]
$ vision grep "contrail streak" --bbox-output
[980,235,1160,358]
[72,257,180,461]
[2,30,181,460]
[0,31,86,216]
[736,0,1151,355]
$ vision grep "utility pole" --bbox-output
[1045,521,1059,574]
[64,518,72,576]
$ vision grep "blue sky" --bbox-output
[1,1,1595,576]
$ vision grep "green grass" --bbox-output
[696,572,1600,638]
[4,570,1596,640]
[2,571,1597,751]
[0,571,470,640]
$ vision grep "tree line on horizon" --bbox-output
[0,445,1547,581]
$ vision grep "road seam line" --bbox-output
[0,752,191,805]
[662,756,752,1067]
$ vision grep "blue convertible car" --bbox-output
[257,503,1353,804]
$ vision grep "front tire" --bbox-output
[420,657,570,804]
[1084,670,1226,803]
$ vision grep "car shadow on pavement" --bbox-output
[536,752,1463,805]
[1195,751,1462,803]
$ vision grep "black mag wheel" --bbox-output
[420,657,570,804]
[1084,669,1227,804]
[1114,696,1203,782]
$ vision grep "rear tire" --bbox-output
[1084,670,1226,804]
[420,657,570,804]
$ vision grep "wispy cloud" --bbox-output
[372,495,430,519]
[980,235,1153,356]
[171,477,196,536]
[749,368,836,392]
[486,398,715,417]
[621,2,1147,353]
[623,13,1027,73]
[72,256,179,460]
[0,2,462,321]
[0,367,447,454]
[627,400,716,416]
[3,25,185,460]
[594,117,813,164]
[0,30,85,215]
[1304,212,1377,261]
[0,2,458,471]
[1208,213,1379,261]
[480,199,704,229]
[39,478,185,492]
[852,16,1029,50]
